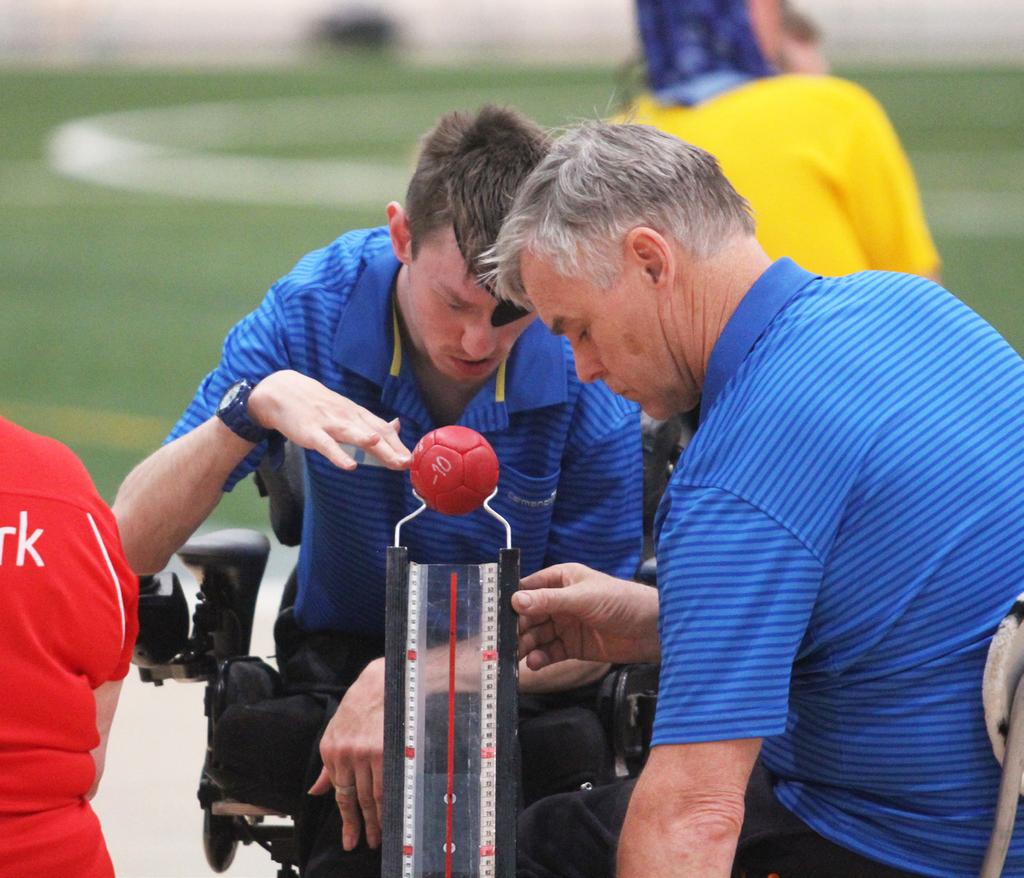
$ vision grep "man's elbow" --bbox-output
[112,499,170,576]
[117,522,172,576]
[619,787,745,875]
[124,546,172,577]
[642,789,746,846]
[679,800,746,848]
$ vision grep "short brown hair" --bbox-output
[405,105,549,280]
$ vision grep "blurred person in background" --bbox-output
[0,417,138,878]
[778,0,829,74]
[622,0,940,280]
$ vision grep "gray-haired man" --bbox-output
[491,121,1024,878]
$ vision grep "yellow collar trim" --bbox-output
[389,304,402,378]
[495,358,507,403]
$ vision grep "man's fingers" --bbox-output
[524,649,552,671]
[518,617,571,666]
[314,433,359,471]
[336,781,362,851]
[513,586,585,619]
[518,617,558,652]
[308,766,332,796]
[373,440,412,469]
[351,421,412,469]
[524,641,568,671]
[316,757,363,850]
[355,761,382,849]
[373,417,412,465]
[323,420,411,470]
[519,565,571,592]
[511,590,539,614]
[519,562,593,592]
[373,757,385,821]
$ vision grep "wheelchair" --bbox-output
[131,418,688,876]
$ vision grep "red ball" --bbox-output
[410,426,500,516]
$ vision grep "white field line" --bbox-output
[48,115,411,207]
[43,88,557,207]
[35,94,1024,236]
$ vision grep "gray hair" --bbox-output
[486,121,755,305]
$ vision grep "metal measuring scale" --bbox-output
[382,427,519,878]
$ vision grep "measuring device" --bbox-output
[383,429,519,878]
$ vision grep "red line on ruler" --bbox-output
[445,569,458,878]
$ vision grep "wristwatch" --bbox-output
[216,378,268,443]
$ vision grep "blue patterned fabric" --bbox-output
[636,0,775,105]
[654,259,1024,875]
[168,227,642,636]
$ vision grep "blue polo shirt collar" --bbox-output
[332,247,400,387]
[701,257,818,424]
[503,319,568,414]
[331,245,568,428]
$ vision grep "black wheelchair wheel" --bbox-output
[203,807,239,873]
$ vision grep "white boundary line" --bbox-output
[45,87,564,207]
[42,93,1024,236]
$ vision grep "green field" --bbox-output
[1,58,1021,525]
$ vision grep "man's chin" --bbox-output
[640,397,695,421]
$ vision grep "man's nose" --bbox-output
[461,320,497,359]
[573,345,606,384]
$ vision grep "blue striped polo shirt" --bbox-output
[168,227,642,636]
[653,258,1024,876]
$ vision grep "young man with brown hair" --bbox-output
[114,105,642,877]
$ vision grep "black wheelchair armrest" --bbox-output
[178,528,270,663]
[253,441,305,548]
[134,528,270,686]
[134,571,191,668]
[635,557,658,586]
[177,527,271,571]
[597,663,660,777]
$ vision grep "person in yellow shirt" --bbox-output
[623,0,940,279]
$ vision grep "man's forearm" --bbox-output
[113,418,254,573]
[615,740,758,878]
[518,658,611,693]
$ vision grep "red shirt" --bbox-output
[0,418,138,875]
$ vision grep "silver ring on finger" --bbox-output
[334,784,357,798]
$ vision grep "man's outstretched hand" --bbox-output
[512,563,661,670]
[249,370,412,472]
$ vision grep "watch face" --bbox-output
[219,379,248,412]
[216,379,266,443]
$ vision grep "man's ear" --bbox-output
[387,202,414,265]
[625,227,673,290]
